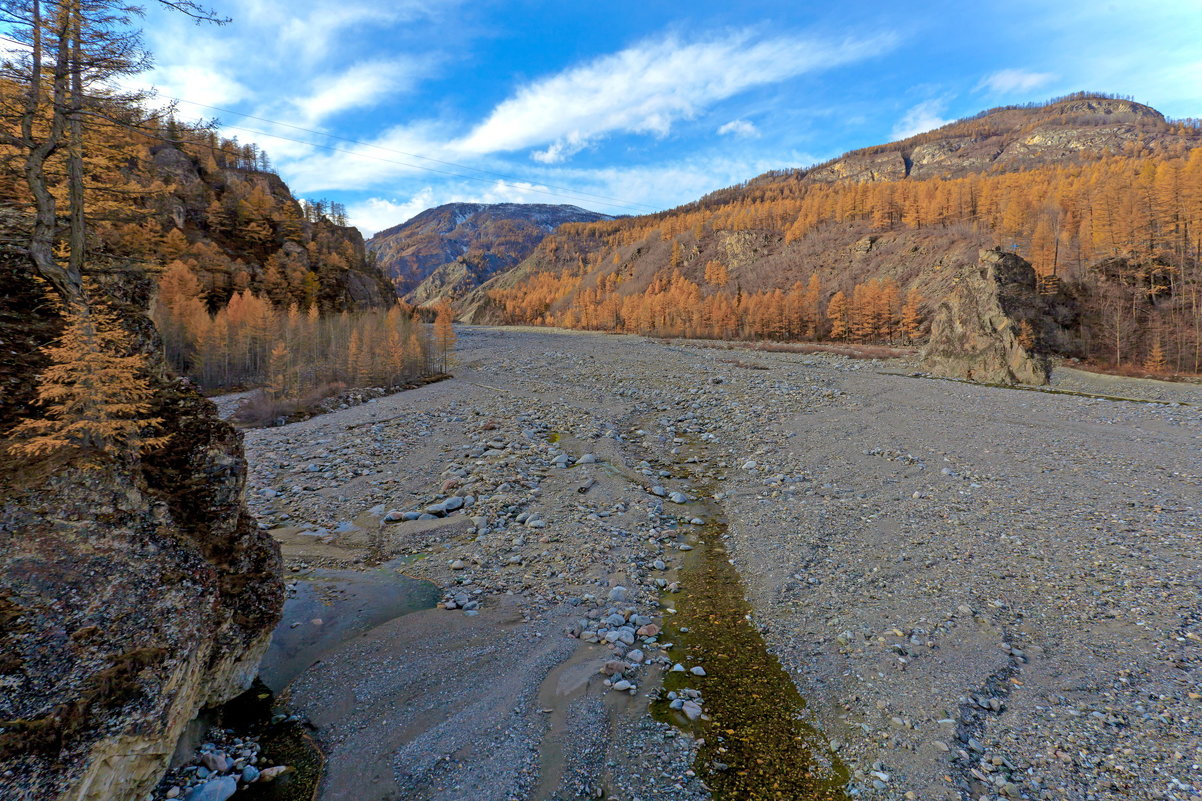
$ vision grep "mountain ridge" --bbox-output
[459,93,1202,375]
[366,202,614,303]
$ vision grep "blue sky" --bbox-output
[137,0,1202,235]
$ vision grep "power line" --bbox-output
[166,97,660,214]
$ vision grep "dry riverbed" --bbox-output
[234,326,1201,801]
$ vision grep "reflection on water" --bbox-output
[260,557,439,692]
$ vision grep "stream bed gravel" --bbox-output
[235,326,1201,801]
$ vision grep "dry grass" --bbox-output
[232,381,348,427]
[1074,360,1202,384]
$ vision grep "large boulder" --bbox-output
[922,249,1050,385]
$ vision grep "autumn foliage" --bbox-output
[8,295,164,465]
[488,137,1202,373]
[152,283,440,398]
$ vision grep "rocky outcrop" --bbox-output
[0,258,283,801]
[806,150,907,184]
[922,249,1051,384]
[408,256,488,306]
[805,96,1172,183]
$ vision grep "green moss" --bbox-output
[650,504,848,799]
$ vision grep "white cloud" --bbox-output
[347,192,438,236]
[455,30,895,159]
[238,0,454,68]
[891,100,951,140]
[348,180,555,235]
[290,58,430,125]
[280,120,464,193]
[717,119,759,137]
[145,64,250,107]
[977,68,1057,95]
[531,137,588,164]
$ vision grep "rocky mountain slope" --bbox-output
[366,202,612,303]
[459,94,1202,375]
[139,140,395,312]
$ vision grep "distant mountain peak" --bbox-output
[367,202,614,301]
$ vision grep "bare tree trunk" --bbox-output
[20,0,82,303]
[66,0,86,283]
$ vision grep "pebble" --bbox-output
[257,766,290,783]
[183,777,236,801]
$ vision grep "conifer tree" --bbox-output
[1145,336,1168,373]
[827,291,850,341]
[900,288,925,342]
[9,296,164,464]
[434,302,456,373]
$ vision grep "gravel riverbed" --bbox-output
[234,326,1201,801]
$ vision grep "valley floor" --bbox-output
[238,326,1201,801]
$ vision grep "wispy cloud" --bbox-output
[280,120,465,193]
[343,150,819,235]
[717,119,759,137]
[891,99,951,140]
[290,58,432,125]
[976,68,1056,95]
[455,30,896,160]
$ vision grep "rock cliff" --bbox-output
[0,257,283,801]
[922,249,1052,384]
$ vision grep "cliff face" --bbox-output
[808,97,1169,184]
[0,258,283,801]
[367,202,613,302]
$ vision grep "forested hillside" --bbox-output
[465,94,1202,374]
[367,202,612,303]
[0,85,394,314]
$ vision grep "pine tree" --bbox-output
[1145,336,1168,372]
[9,298,165,464]
[900,288,925,342]
[434,302,456,373]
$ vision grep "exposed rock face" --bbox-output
[806,150,907,184]
[408,255,489,306]
[367,202,613,301]
[0,259,283,801]
[810,97,1169,183]
[922,249,1051,385]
